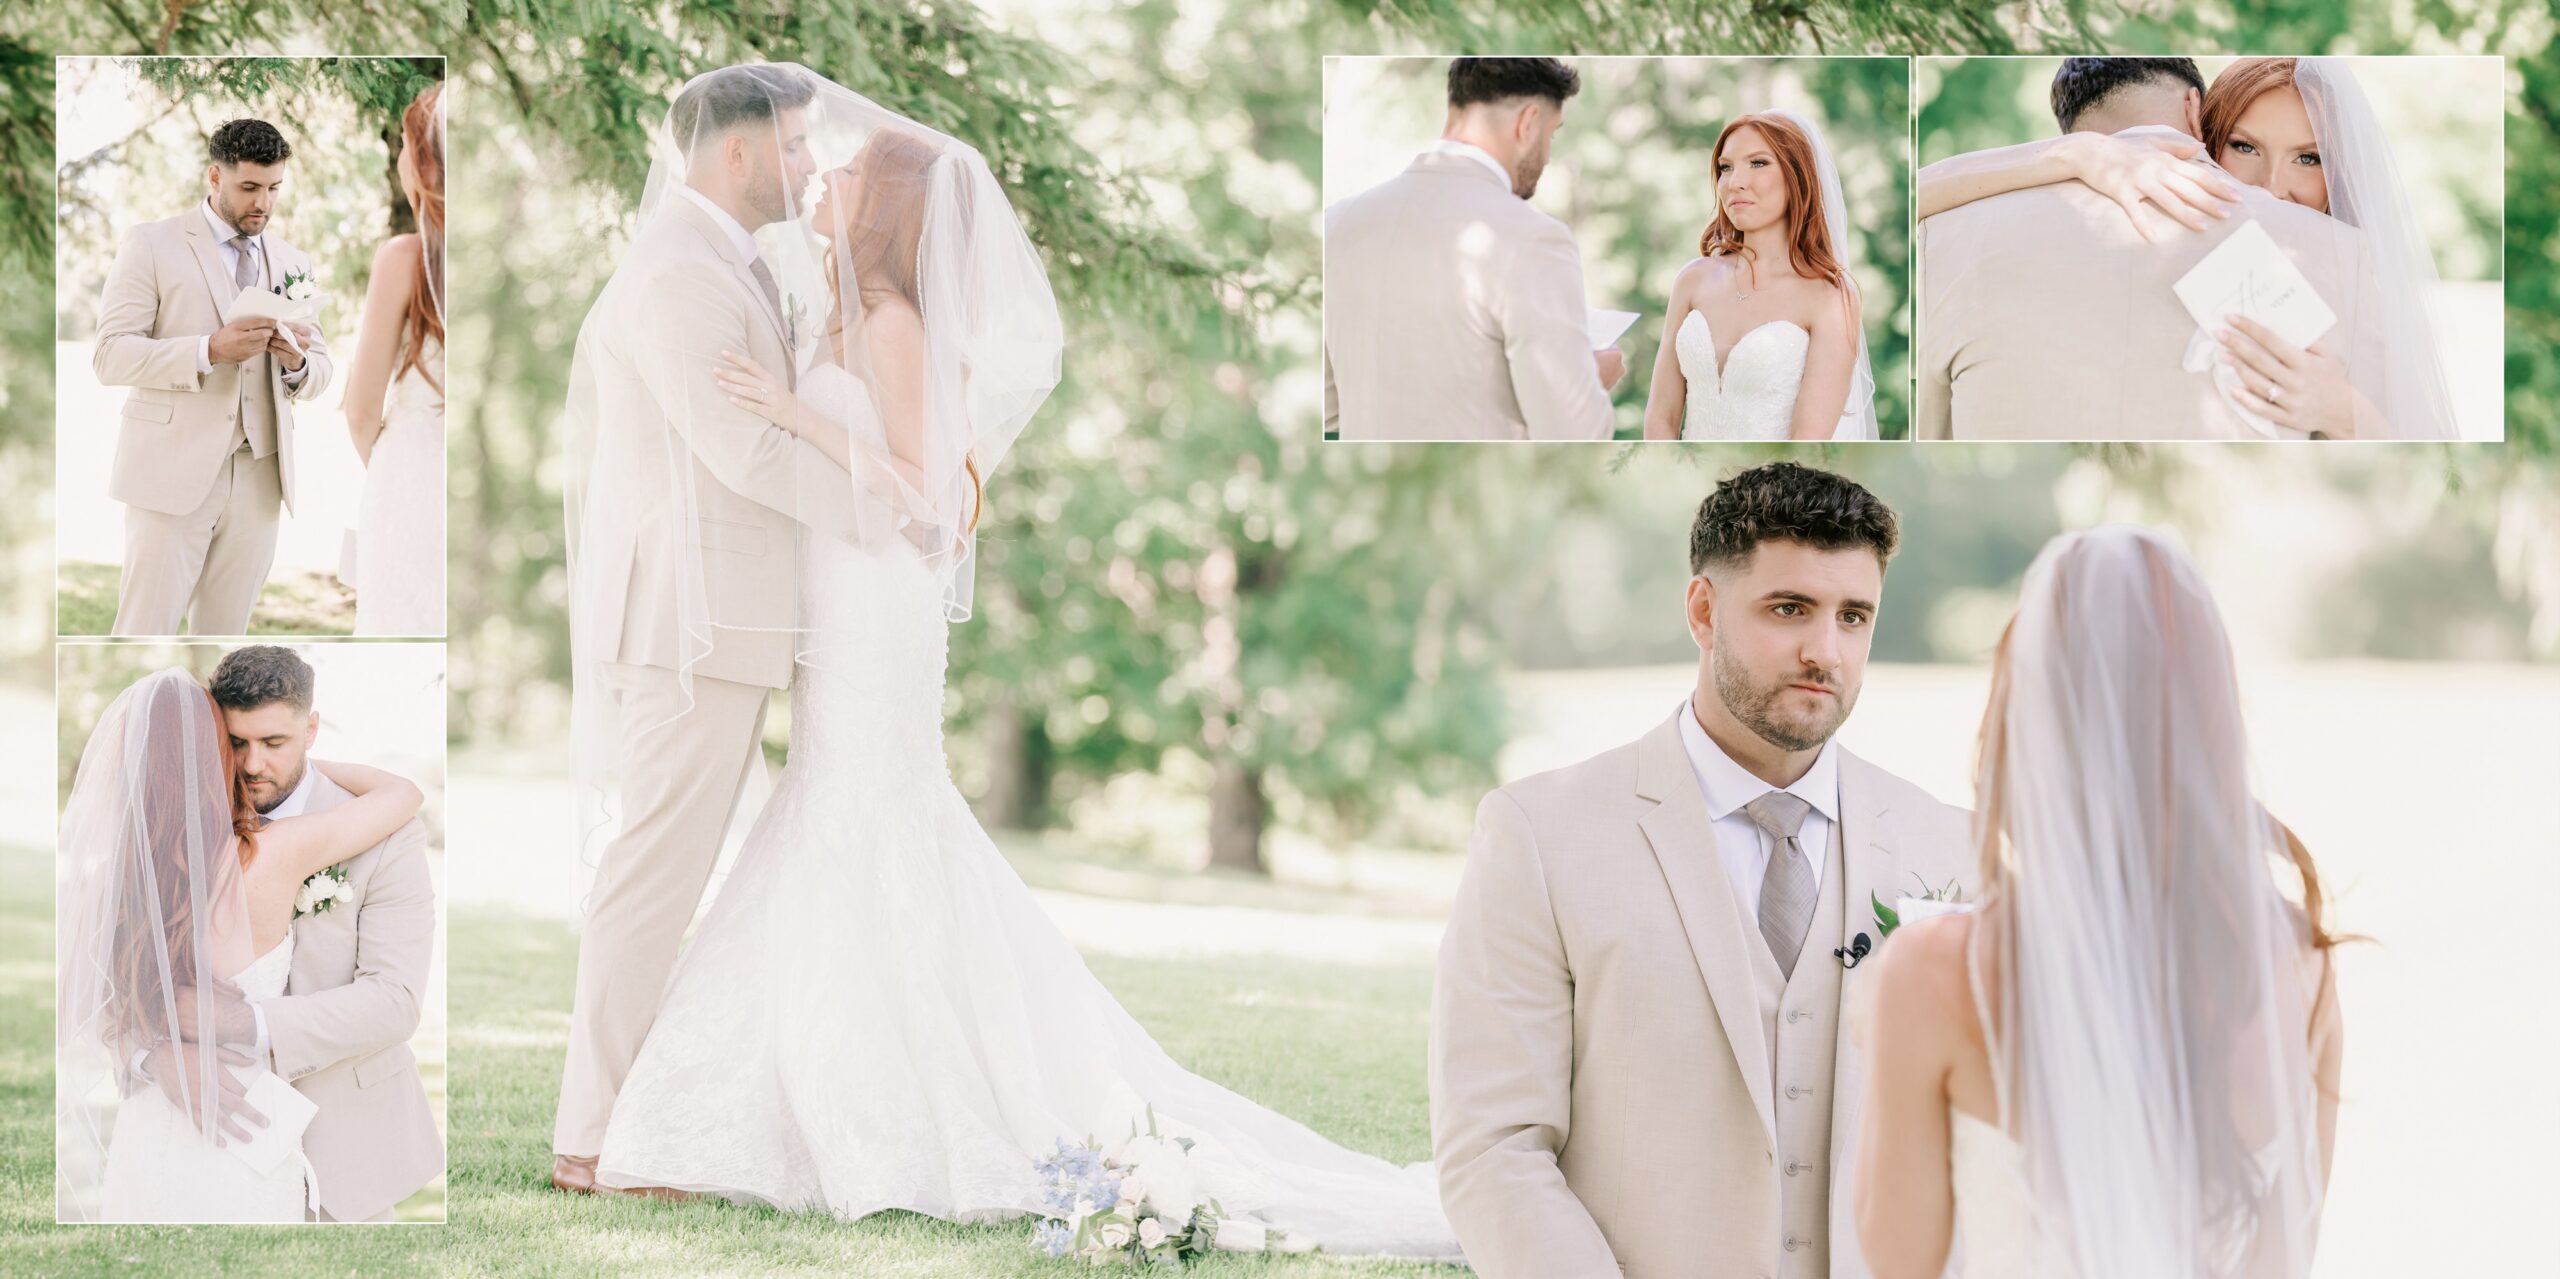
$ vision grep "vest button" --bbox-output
[1784,1235,1802,1251]
[1784,1084,1804,1100]
[1785,1160,1804,1176]
[1787,1008,1807,1022]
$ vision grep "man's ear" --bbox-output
[1686,573,1718,648]
[1513,100,1544,146]
[2182,87,2203,141]
[304,712,319,747]
[205,165,221,195]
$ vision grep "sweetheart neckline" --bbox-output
[1681,310,1809,386]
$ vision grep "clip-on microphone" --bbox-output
[1833,932,1872,970]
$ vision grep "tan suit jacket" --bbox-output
[264,770,442,1222]
[1324,153,1614,440]
[1432,711,1974,1279]
[569,196,865,691]
[1917,141,2384,441]
[93,209,334,515]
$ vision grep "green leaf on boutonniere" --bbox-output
[1872,892,1900,938]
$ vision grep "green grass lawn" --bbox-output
[0,847,1462,1276]
[57,561,355,637]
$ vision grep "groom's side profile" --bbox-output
[95,119,334,635]
[552,65,866,1196]
[1916,57,2383,441]
[1431,463,1971,1279]
[1324,57,1624,441]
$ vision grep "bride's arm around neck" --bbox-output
[1786,276,1859,442]
[344,235,424,464]
[255,761,423,885]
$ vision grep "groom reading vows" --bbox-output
[1430,463,1973,1279]
[1916,57,2383,441]
[95,119,333,635]
[1324,57,1624,441]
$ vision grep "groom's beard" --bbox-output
[1713,642,1854,754]
[244,759,306,815]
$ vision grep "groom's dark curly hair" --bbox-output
[1446,58,1581,109]
[211,646,315,715]
[208,119,291,168]
[670,64,819,155]
[2049,57,2205,132]
[1689,462,1898,577]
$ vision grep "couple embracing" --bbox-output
[1433,463,2347,1278]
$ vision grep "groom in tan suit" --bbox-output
[1917,57,2384,441]
[1432,463,1973,1279]
[95,119,333,635]
[1324,57,1624,441]
[553,65,867,1195]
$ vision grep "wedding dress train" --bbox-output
[99,936,308,1222]
[596,363,1459,1259]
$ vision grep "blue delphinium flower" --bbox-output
[1031,1218,1073,1259]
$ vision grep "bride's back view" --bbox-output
[1859,526,2344,1279]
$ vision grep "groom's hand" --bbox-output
[265,322,313,371]
[142,1039,268,1145]
[1594,346,1626,392]
[209,315,277,365]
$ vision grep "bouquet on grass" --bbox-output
[1030,1108,1284,1266]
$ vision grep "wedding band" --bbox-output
[2267,383,2283,404]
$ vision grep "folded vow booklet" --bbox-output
[225,1069,318,1177]
[2172,220,2338,437]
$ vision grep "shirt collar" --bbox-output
[1423,139,1513,189]
[1677,698,1840,826]
[201,198,260,249]
[265,762,321,822]
[678,185,760,265]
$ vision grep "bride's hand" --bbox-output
[716,349,798,431]
[2066,131,2242,243]
[2217,315,2356,438]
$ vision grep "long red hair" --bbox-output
[1698,113,1847,293]
[396,83,445,393]
[2200,57,2298,162]
[826,128,982,534]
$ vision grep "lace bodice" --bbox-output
[238,935,293,1000]
[1675,310,1807,441]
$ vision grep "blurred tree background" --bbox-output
[1325,57,1912,438]
[0,1,2548,878]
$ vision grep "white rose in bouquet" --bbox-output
[1098,1220,1132,1249]
[1137,1218,1168,1249]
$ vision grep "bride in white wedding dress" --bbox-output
[1850,526,2345,1279]
[1643,110,1878,441]
[345,82,446,636]
[590,77,1459,1260]
[57,670,424,1221]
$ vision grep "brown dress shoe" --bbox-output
[550,1153,599,1195]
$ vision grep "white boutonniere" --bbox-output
[1871,876,1968,940]
[783,292,807,350]
[294,865,351,918]
[275,267,320,303]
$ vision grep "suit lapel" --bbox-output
[1633,712,1776,1145]
[282,772,359,994]
[180,212,242,314]
[1827,748,1897,1194]
[668,198,789,352]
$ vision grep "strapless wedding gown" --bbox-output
[1948,1108,2067,1278]
[99,936,309,1221]
[597,363,1459,1259]
[1677,310,1808,441]
[354,338,445,635]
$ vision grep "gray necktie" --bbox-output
[745,256,793,388]
[233,234,258,288]
[232,233,277,456]
[1745,791,1818,978]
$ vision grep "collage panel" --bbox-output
[55,55,446,637]
[53,639,448,1223]
[1323,55,1911,442]
[1914,54,2503,441]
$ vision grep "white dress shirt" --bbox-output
[1676,699,1840,915]
[1423,139,1513,189]
[194,199,309,389]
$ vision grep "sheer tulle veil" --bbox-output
[1969,526,2327,1278]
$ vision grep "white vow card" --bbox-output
[2171,220,2336,353]
[224,287,323,355]
[225,1069,317,1177]
[1585,308,1639,351]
